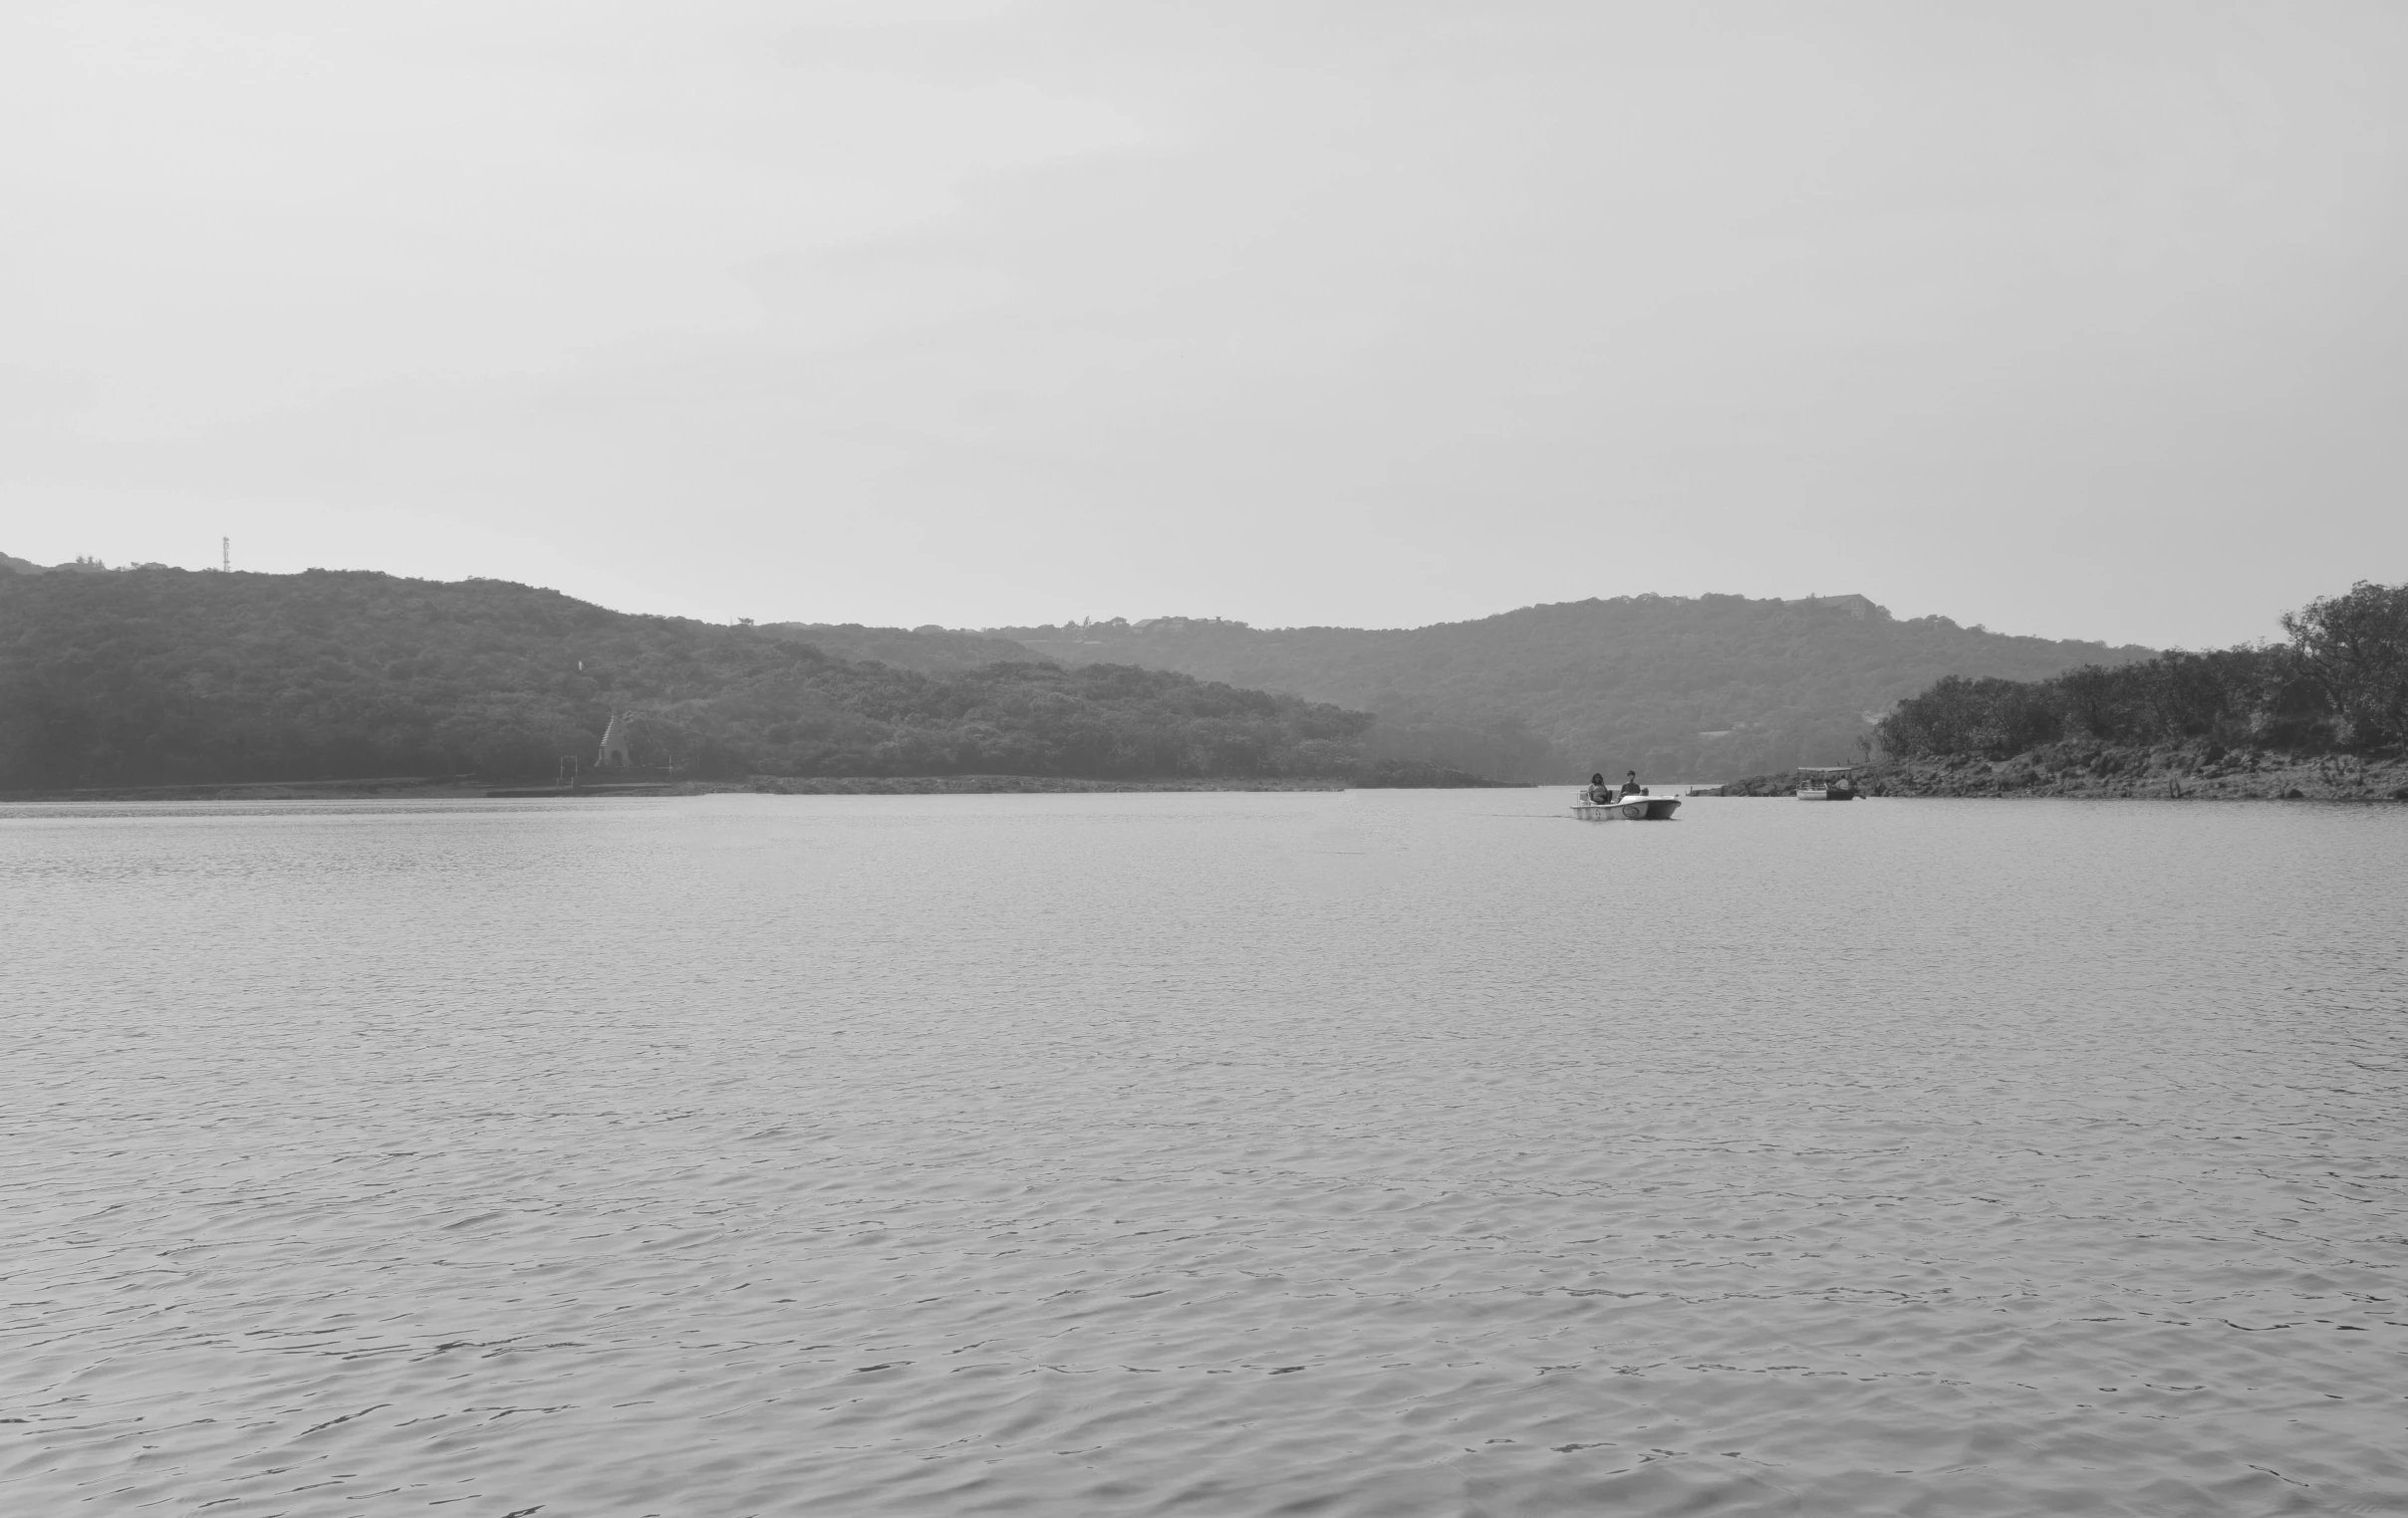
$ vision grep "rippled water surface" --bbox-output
[5,791,2405,1516]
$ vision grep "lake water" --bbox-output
[4,791,2404,1517]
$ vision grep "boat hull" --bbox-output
[1794,789,1858,801]
[1572,796,1682,821]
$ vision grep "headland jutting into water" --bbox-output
[1714,746,2408,802]
[1714,580,2408,803]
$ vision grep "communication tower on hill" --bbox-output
[222,537,230,573]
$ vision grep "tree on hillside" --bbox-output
[2281,581,2408,747]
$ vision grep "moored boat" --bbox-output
[1795,765,1860,800]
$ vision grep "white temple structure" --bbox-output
[596,711,633,768]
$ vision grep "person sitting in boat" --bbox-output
[1620,770,1644,798]
[1587,772,1612,804]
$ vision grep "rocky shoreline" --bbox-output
[1715,743,2408,802]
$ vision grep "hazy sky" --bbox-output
[6,1,2404,647]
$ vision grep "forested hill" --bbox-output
[0,566,1374,788]
[987,596,2154,781]
[752,622,1036,673]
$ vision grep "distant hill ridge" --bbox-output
[0,565,1378,789]
[753,622,1035,674]
[3,555,2161,785]
[984,594,2154,781]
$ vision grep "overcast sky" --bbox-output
[6,1,2404,647]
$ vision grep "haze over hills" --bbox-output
[985,595,2156,781]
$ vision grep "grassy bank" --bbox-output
[1715,743,2408,801]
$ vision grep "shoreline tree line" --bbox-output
[1874,582,2408,761]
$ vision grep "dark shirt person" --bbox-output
[1621,770,1643,799]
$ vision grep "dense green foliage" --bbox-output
[0,567,1374,787]
[991,597,2152,781]
[1876,582,2408,759]
[2280,581,2408,748]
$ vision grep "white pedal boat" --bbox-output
[1572,790,1681,821]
